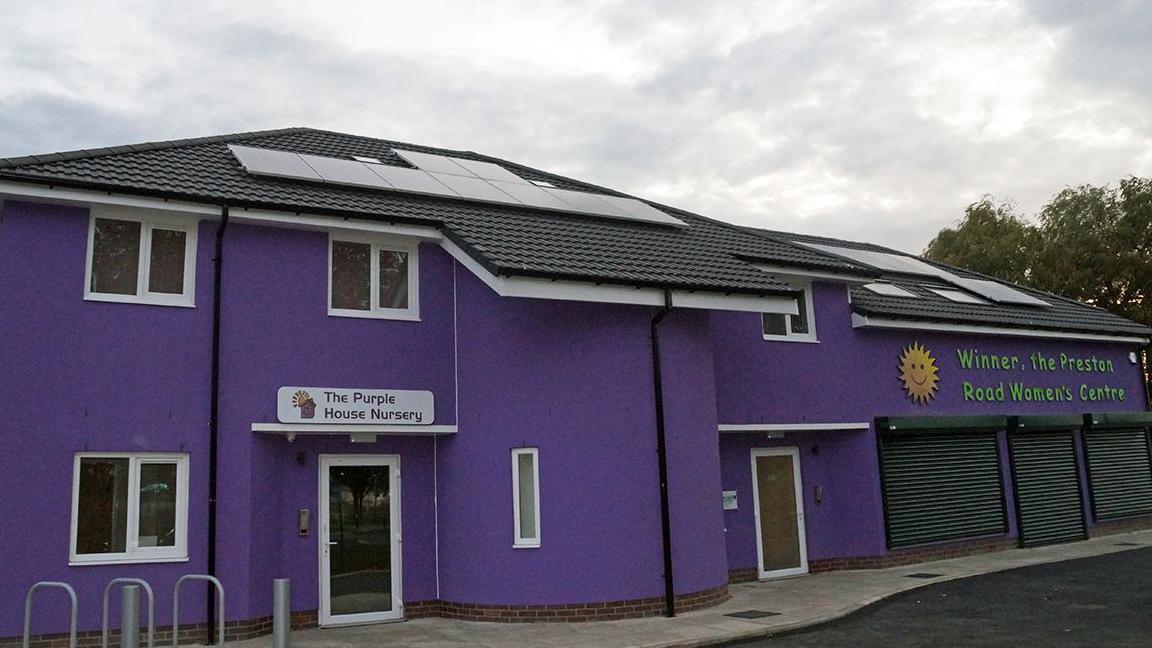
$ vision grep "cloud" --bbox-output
[0,0,1149,254]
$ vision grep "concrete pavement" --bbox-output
[236,529,1152,648]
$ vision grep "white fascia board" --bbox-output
[229,207,442,240]
[440,238,798,314]
[0,179,220,216]
[852,313,1150,345]
[252,423,457,435]
[753,263,874,284]
[719,422,871,433]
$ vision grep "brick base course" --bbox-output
[2,587,728,645]
[2,610,318,648]
[406,583,729,622]
[1089,514,1152,537]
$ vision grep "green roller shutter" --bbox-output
[1008,430,1087,547]
[879,431,1007,548]
[1082,428,1152,520]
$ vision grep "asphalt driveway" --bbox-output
[743,546,1152,647]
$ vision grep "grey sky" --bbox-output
[1,0,1149,252]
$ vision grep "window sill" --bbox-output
[328,308,421,322]
[69,555,190,567]
[512,542,541,550]
[85,293,195,308]
[761,335,820,344]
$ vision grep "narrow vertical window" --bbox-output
[328,235,419,320]
[86,211,197,306]
[512,448,540,548]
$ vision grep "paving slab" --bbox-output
[232,529,1152,648]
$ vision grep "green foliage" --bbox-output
[924,199,1036,286]
[924,178,1151,329]
[925,178,1151,403]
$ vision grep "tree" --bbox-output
[924,177,1152,403]
[923,198,1036,286]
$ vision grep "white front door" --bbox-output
[750,447,809,579]
[318,455,403,626]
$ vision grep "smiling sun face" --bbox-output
[899,342,939,404]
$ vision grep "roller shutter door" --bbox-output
[1083,428,1152,520]
[1008,430,1086,547]
[880,431,1007,548]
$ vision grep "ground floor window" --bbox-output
[512,448,541,548]
[70,453,189,564]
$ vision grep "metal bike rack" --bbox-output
[23,581,78,648]
[102,577,155,648]
[172,574,225,647]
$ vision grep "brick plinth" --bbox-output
[1089,515,1152,537]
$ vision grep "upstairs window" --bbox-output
[85,210,197,306]
[328,235,419,320]
[762,282,817,342]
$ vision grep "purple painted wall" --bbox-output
[712,280,1148,572]
[440,271,728,604]
[0,201,214,635]
[215,225,456,619]
[2,198,1146,638]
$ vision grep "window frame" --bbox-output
[762,280,818,343]
[511,447,541,549]
[84,208,198,307]
[69,452,190,566]
[327,233,420,321]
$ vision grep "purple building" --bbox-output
[1,128,1149,645]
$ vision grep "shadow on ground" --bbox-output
[739,546,1152,647]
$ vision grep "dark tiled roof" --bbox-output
[0,127,867,294]
[752,228,1152,338]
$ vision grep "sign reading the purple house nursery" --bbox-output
[277,387,434,424]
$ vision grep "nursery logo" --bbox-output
[292,389,317,419]
[899,342,939,404]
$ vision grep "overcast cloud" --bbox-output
[1,0,1149,252]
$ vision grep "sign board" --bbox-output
[722,490,738,511]
[277,387,434,425]
[899,341,1131,406]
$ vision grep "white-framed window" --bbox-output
[511,448,541,548]
[84,209,198,307]
[70,453,190,565]
[762,281,818,342]
[328,234,420,321]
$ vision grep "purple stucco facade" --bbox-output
[711,281,1148,573]
[1,199,1148,640]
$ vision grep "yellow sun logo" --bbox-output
[899,342,939,404]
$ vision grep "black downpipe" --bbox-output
[650,290,676,617]
[206,206,229,643]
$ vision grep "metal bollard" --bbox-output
[120,585,140,648]
[102,578,155,648]
[272,579,291,648]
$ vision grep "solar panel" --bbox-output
[366,165,459,197]
[946,276,1050,307]
[594,195,686,227]
[929,288,989,304]
[489,181,576,210]
[864,283,919,298]
[543,188,630,218]
[449,158,530,184]
[229,145,321,181]
[803,244,949,278]
[394,150,475,176]
[429,173,521,204]
[298,154,392,189]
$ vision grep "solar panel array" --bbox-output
[863,282,919,298]
[229,145,686,228]
[803,242,1049,307]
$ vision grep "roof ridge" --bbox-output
[0,126,311,169]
